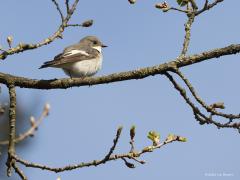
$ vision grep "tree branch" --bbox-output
[6,84,17,177]
[164,72,240,131]
[189,0,198,10]
[0,0,80,60]
[180,13,195,56]
[196,0,224,16]
[12,129,186,173]
[169,7,189,13]
[173,68,240,120]
[51,0,64,22]
[0,103,50,146]
[0,43,239,89]
[65,0,70,13]
[101,126,122,163]
[12,163,27,180]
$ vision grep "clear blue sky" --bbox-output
[0,0,239,179]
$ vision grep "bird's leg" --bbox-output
[68,70,73,79]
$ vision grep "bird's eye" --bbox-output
[93,41,97,45]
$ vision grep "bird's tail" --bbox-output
[39,60,55,69]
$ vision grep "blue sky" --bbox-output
[0,0,240,179]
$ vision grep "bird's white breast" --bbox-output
[63,56,102,78]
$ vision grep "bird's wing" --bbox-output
[39,48,99,69]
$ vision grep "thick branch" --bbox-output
[6,84,17,176]
[0,44,239,89]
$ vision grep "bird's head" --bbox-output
[80,36,107,50]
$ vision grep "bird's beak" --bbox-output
[101,44,108,48]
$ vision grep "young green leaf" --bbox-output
[147,131,160,146]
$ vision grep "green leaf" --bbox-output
[166,134,176,142]
[147,131,160,146]
[177,0,189,7]
[178,136,187,142]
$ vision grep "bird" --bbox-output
[39,36,107,78]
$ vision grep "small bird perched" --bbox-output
[39,36,107,78]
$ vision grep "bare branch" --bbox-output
[0,43,239,89]
[65,0,70,13]
[0,0,80,60]
[101,127,122,163]
[128,156,145,165]
[6,84,17,177]
[169,7,189,13]
[164,72,240,131]
[173,68,240,120]
[12,163,27,180]
[67,19,94,28]
[196,0,224,16]
[164,72,207,119]
[121,157,135,168]
[180,13,195,56]
[51,0,64,22]
[155,2,189,13]
[0,103,50,146]
[12,132,185,173]
[189,0,198,10]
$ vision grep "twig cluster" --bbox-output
[164,69,240,132]
[11,127,186,173]
[154,0,240,131]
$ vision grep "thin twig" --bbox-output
[51,0,64,22]
[0,0,80,60]
[66,24,83,27]
[121,157,135,168]
[204,0,209,9]
[65,0,70,13]
[169,7,189,13]
[164,72,240,131]
[129,157,145,164]
[101,127,123,163]
[12,133,184,173]
[189,0,198,10]
[0,103,50,145]
[12,163,27,180]
[164,72,208,120]
[196,0,224,16]
[173,68,240,120]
